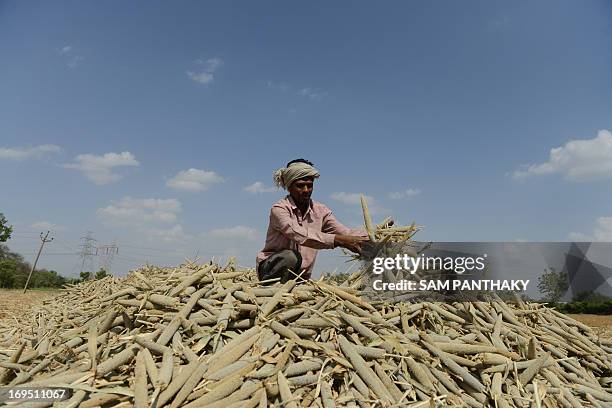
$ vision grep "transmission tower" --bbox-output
[79,231,97,277]
[96,241,118,274]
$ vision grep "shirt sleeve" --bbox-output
[270,206,336,249]
[322,211,369,237]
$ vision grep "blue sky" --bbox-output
[1,1,611,277]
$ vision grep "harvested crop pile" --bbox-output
[1,259,612,407]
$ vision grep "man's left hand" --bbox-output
[334,235,369,254]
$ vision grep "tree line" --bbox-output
[0,213,109,289]
[0,244,110,289]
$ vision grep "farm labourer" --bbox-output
[256,159,369,283]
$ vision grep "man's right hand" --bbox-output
[334,235,369,254]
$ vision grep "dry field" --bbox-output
[1,289,611,337]
[567,313,612,338]
[0,289,60,321]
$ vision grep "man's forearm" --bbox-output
[333,234,353,248]
[295,233,335,250]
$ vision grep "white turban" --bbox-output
[273,162,320,190]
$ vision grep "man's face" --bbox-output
[288,177,314,206]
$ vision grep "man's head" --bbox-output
[288,175,314,207]
[273,159,320,206]
[283,159,316,206]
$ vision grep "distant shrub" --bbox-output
[553,301,612,315]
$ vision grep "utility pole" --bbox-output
[23,231,54,293]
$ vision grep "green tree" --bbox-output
[0,244,24,262]
[95,268,110,279]
[537,267,569,302]
[0,213,13,242]
[0,259,17,288]
[80,271,92,281]
[573,291,611,302]
[0,244,70,288]
[31,269,66,288]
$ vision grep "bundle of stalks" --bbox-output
[353,195,423,267]
[372,218,421,244]
[1,255,611,407]
[358,194,421,245]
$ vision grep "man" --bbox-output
[256,159,369,283]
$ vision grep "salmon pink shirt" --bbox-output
[256,195,367,279]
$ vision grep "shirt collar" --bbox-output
[287,195,313,216]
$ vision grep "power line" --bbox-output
[79,231,96,276]
[96,241,118,274]
[120,243,169,251]
[15,252,79,256]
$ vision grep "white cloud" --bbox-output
[267,81,327,100]
[569,216,612,242]
[513,130,612,181]
[0,144,61,161]
[330,192,388,215]
[298,87,328,100]
[388,188,421,200]
[330,192,373,206]
[187,71,214,85]
[67,56,84,69]
[245,181,276,194]
[203,57,223,72]
[207,225,258,241]
[97,197,181,226]
[166,168,224,192]
[187,57,223,85]
[58,45,83,68]
[63,151,139,185]
[146,225,190,243]
[29,221,66,232]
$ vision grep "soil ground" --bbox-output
[567,313,612,338]
[1,290,612,337]
[0,289,60,321]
